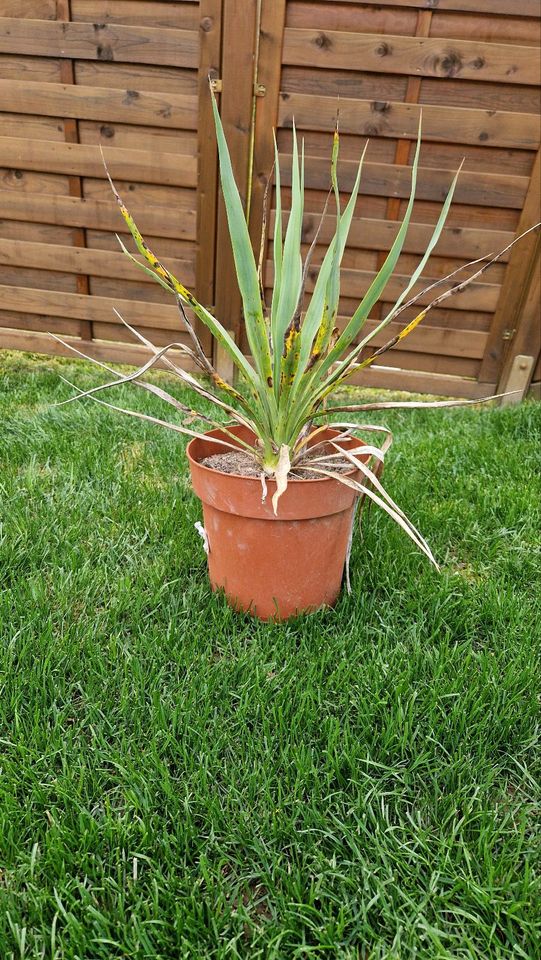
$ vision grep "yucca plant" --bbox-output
[55,87,538,572]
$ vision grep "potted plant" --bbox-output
[55,90,537,620]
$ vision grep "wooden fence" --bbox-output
[0,0,540,398]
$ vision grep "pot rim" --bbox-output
[186,426,366,485]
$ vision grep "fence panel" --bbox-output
[0,0,219,365]
[0,0,539,398]
[246,0,540,397]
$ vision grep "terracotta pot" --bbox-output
[186,425,367,621]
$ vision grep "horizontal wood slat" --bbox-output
[72,60,199,96]
[1,0,538,400]
[282,29,540,85]
[0,326,200,370]
[1,1,56,17]
[278,153,528,209]
[293,213,514,260]
[70,1,200,30]
[362,348,480,379]
[340,317,488,359]
[0,190,197,240]
[0,284,190,332]
[265,260,500,311]
[0,3,213,368]
[0,19,199,68]
[278,92,540,151]
[347,363,491,399]
[0,237,195,286]
[0,79,198,130]
[0,137,197,186]
[333,1,539,15]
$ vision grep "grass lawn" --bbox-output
[1,352,540,959]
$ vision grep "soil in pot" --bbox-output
[200,449,355,479]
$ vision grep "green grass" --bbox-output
[1,352,540,960]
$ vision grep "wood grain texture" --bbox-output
[0,79,199,129]
[77,121,197,155]
[214,0,258,342]
[73,60,198,95]
[265,261,500,312]
[56,0,91,339]
[1,0,539,397]
[0,19,199,68]
[278,92,540,151]
[277,127,537,177]
[337,316,488,359]
[0,326,200,369]
[0,236,195,286]
[282,29,540,85]
[70,1,200,30]
[498,235,541,393]
[0,309,83,337]
[0,190,197,239]
[249,0,287,292]
[306,2,540,20]
[277,153,528,209]
[384,8,431,217]
[293,214,513,261]
[347,364,486,399]
[280,65,540,114]
[478,150,541,386]
[0,137,197,186]
[0,283,185,331]
[359,348,481,379]
[430,10,541,46]
[196,0,222,307]
[286,3,417,34]
[0,0,56,17]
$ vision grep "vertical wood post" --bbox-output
[478,149,541,395]
[56,0,92,342]
[374,9,432,326]
[196,0,222,356]
[213,0,259,357]
[497,232,540,401]
[383,9,432,222]
[247,0,287,352]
